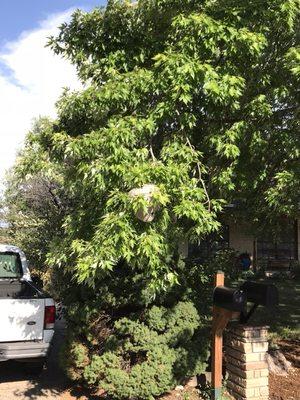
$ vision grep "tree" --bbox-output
[3,118,68,291]
[45,0,299,288]
[0,208,10,244]
[6,0,299,398]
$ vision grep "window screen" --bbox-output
[188,225,229,263]
[257,220,296,261]
[0,252,22,278]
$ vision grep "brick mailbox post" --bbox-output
[225,324,269,400]
[211,274,278,400]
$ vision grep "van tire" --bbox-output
[23,359,46,375]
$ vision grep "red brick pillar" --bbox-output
[225,324,269,400]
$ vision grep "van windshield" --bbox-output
[0,252,22,278]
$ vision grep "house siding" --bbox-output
[183,219,299,263]
[228,219,300,264]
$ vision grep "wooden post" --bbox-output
[211,271,225,400]
[211,271,236,399]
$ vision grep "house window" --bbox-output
[257,220,297,261]
[188,225,229,263]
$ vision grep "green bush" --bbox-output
[56,248,239,399]
[62,301,208,400]
[61,337,90,381]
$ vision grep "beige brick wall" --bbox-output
[225,324,269,400]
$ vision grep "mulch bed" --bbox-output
[62,339,300,400]
[269,339,300,400]
[269,368,300,400]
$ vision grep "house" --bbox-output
[227,218,299,270]
[185,217,300,271]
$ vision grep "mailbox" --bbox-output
[213,286,247,312]
[240,281,279,308]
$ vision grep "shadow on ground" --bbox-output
[0,321,70,399]
[251,277,300,334]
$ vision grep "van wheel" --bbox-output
[24,359,46,375]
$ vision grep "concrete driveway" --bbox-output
[0,321,69,400]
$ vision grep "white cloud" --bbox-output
[0,9,81,188]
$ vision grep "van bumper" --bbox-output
[0,341,51,361]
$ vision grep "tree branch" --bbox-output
[186,137,211,211]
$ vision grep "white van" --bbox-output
[0,244,55,368]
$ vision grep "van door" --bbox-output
[0,299,44,342]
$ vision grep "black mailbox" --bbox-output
[240,281,279,308]
[213,286,247,312]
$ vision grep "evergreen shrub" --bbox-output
[62,301,208,400]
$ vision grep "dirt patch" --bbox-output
[269,368,300,400]
[60,386,102,400]
[159,387,203,400]
[269,338,300,400]
[61,383,235,400]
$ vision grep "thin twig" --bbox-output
[186,137,211,211]
[197,162,211,211]
[149,144,156,161]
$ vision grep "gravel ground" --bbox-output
[0,320,69,400]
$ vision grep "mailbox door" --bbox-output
[213,286,246,312]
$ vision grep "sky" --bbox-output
[0,1,106,190]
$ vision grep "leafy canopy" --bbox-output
[10,0,300,294]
